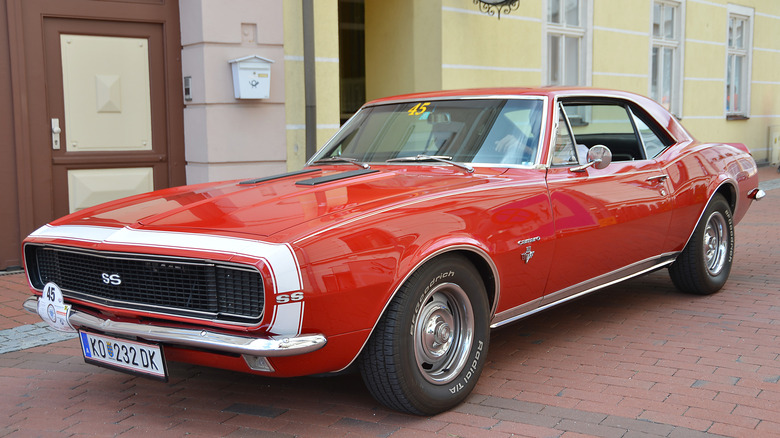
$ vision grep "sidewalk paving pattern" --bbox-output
[1,166,779,437]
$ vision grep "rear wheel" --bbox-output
[669,194,734,295]
[358,254,490,415]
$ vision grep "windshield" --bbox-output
[314,98,545,166]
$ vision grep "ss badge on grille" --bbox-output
[101,273,122,285]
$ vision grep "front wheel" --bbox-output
[358,255,490,415]
[669,194,734,295]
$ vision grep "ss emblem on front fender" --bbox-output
[276,292,304,304]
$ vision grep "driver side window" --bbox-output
[563,102,643,162]
[558,99,672,162]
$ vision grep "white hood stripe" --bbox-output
[30,224,303,294]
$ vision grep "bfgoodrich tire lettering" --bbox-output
[358,254,490,415]
[669,194,734,295]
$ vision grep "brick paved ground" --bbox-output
[1,165,779,437]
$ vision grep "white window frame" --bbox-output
[725,4,753,119]
[649,0,685,118]
[542,0,593,87]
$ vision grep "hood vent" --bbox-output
[239,168,321,185]
[296,169,379,186]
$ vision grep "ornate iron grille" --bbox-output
[26,245,263,323]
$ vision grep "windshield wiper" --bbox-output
[386,155,474,173]
[312,157,370,169]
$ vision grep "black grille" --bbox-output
[26,245,263,323]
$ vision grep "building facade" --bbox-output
[1,0,778,269]
[183,0,780,180]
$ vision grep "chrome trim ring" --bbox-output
[413,283,474,385]
[703,211,729,276]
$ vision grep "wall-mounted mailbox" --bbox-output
[229,55,274,99]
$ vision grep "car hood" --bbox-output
[50,166,501,241]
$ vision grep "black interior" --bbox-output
[574,133,644,161]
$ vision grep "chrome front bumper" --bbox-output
[23,296,326,357]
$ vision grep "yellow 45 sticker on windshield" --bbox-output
[408,102,431,116]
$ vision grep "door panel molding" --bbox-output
[52,152,166,165]
[60,34,153,152]
[68,167,154,213]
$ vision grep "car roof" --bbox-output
[366,87,641,105]
[364,87,693,143]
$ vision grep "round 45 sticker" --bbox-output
[37,282,76,333]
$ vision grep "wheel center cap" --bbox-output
[422,312,454,358]
[435,323,451,344]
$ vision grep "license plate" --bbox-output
[79,331,168,381]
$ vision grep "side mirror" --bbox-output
[587,145,612,170]
[570,144,612,172]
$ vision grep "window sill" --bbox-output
[726,114,750,121]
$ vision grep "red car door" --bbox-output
[542,99,675,300]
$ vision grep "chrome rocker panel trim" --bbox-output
[23,296,326,357]
[490,252,678,329]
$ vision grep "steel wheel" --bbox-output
[670,194,734,295]
[703,211,729,276]
[413,283,474,384]
[359,254,490,415]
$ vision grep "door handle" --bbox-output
[646,174,668,196]
[646,174,668,183]
[51,118,61,150]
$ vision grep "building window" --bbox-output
[725,5,753,119]
[650,1,683,117]
[546,0,590,86]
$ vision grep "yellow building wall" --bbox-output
[440,0,543,89]
[366,0,544,98]
[751,8,780,163]
[680,0,780,162]
[591,0,649,94]
[283,0,341,171]
[284,0,778,169]
[365,0,442,101]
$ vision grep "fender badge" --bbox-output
[521,246,535,264]
[518,236,541,245]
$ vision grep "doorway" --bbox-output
[338,0,366,124]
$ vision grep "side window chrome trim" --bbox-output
[547,101,579,167]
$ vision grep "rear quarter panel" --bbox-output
[661,140,758,253]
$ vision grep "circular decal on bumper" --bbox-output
[37,282,76,333]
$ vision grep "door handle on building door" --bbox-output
[51,118,61,150]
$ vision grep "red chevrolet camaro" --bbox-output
[23,88,764,415]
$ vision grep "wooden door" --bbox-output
[3,0,184,269]
[0,0,21,268]
[44,18,173,217]
[14,0,184,243]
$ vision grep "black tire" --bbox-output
[669,194,734,295]
[358,254,490,415]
